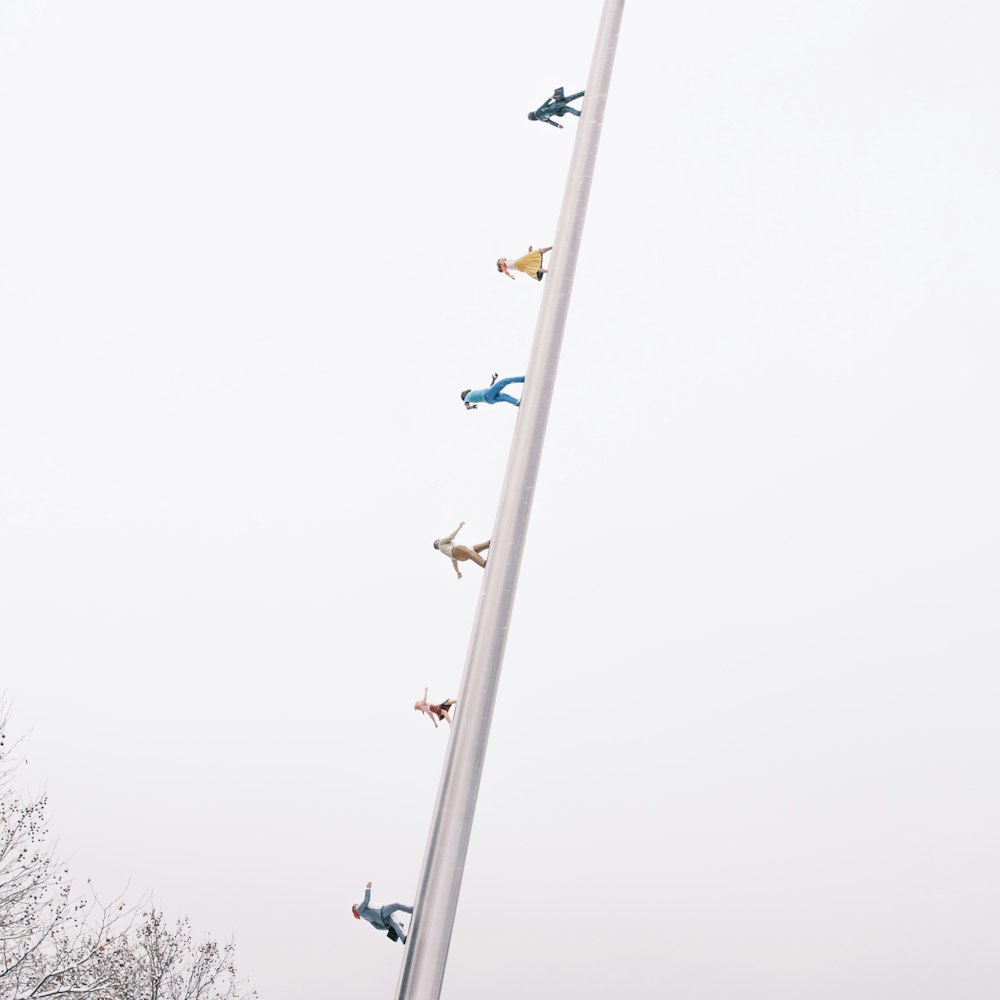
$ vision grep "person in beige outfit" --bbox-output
[433,521,490,580]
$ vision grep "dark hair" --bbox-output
[527,111,537,120]
[461,390,470,401]
[496,260,504,272]
[433,540,440,550]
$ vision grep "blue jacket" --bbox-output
[463,387,490,404]
[355,888,387,930]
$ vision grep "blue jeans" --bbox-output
[486,376,524,407]
[381,904,412,943]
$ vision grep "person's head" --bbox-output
[496,258,508,273]
[433,540,440,550]
[527,111,537,121]
[414,702,422,711]
[351,905,360,920]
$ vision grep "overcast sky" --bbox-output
[2,1,999,998]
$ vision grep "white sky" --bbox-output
[2,1,999,998]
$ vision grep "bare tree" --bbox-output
[110,911,254,1000]
[0,705,254,1000]
[1,700,130,999]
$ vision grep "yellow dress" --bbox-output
[512,249,544,279]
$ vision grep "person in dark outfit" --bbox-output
[527,86,585,128]
[352,882,413,944]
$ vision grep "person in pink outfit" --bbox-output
[414,689,457,728]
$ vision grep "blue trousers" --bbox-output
[486,376,524,407]
[380,904,412,943]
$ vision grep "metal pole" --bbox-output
[395,3,625,997]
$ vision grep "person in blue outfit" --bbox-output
[527,86,585,128]
[461,372,524,409]
[352,882,412,944]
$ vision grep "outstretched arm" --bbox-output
[441,521,464,544]
[542,117,563,128]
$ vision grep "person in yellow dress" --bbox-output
[496,245,552,282]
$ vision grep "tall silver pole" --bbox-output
[395,3,625,997]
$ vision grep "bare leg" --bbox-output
[453,545,487,568]
[473,541,491,553]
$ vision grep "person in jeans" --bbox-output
[461,373,524,409]
[352,882,412,944]
[433,521,490,580]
